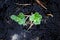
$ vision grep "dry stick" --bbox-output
[15,3,31,6]
[25,15,30,21]
[25,15,34,30]
[25,15,30,17]
[25,15,30,22]
[47,14,53,17]
[27,21,34,30]
[36,0,47,9]
[24,15,31,26]
[27,23,34,30]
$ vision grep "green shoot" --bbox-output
[10,12,26,25]
[10,12,42,30]
[29,12,42,25]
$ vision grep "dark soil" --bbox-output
[0,0,60,40]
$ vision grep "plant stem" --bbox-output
[27,23,33,30]
[27,21,33,30]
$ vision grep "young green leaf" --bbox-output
[10,12,26,25]
[18,12,25,19]
[29,12,42,25]
[10,15,21,22]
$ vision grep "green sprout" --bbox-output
[10,12,42,30]
[10,12,26,25]
[29,12,42,25]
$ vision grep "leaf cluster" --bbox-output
[10,12,42,25]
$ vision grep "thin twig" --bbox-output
[26,21,32,24]
[36,0,47,9]
[47,14,53,17]
[27,23,33,30]
[25,15,30,17]
[25,15,30,21]
[15,3,31,6]
[27,21,33,30]
[25,16,29,21]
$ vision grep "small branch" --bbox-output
[25,15,30,17]
[25,15,30,21]
[35,0,47,9]
[27,21,33,30]
[27,23,33,30]
[26,21,31,24]
[15,3,31,6]
[25,16,29,21]
[47,14,53,17]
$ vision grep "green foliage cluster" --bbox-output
[29,12,42,25]
[10,12,26,25]
[10,12,42,25]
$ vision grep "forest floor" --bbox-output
[0,0,60,40]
